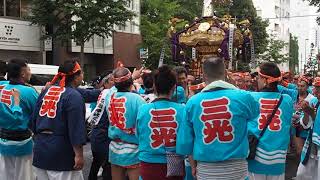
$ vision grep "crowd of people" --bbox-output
[0,56,320,180]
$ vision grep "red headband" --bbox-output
[313,77,320,87]
[299,76,309,84]
[258,70,282,84]
[233,73,245,78]
[189,82,206,91]
[114,72,132,83]
[49,62,81,87]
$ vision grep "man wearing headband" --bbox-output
[105,67,146,180]
[247,62,294,180]
[296,77,320,179]
[32,60,87,180]
[0,59,38,180]
[232,72,247,90]
[292,77,315,158]
[177,57,259,180]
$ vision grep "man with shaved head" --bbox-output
[177,56,259,180]
[104,67,146,180]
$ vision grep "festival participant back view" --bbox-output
[248,62,294,180]
[0,59,38,180]
[177,56,259,180]
[105,67,146,180]
[137,65,185,180]
[32,60,87,180]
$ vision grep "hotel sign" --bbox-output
[0,18,41,51]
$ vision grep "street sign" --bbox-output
[140,48,148,59]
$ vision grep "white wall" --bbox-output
[114,0,140,35]
[290,0,320,73]
[253,0,291,71]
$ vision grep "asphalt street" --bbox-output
[83,143,299,180]
[83,143,104,180]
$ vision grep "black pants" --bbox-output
[88,151,111,180]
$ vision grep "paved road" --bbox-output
[83,143,105,180]
[83,144,300,180]
[83,143,93,180]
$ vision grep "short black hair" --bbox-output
[259,62,281,89]
[58,59,81,85]
[154,65,177,95]
[113,67,133,92]
[173,66,187,76]
[202,56,225,79]
[142,72,154,90]
[7,59,28,79]
[0,61,6,76]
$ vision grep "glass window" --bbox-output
[130,21,134,32]
[94,35,104,48]
[125,21,130,32]
[0,1,4,16]
[6,0,20,17]
[21,0,32,18]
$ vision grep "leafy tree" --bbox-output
[258,36,289,64]
[289,33,299,73]
[222,0,269,56]
[175,0,203,22]
[141,0,180,68]
[28,0,135,65]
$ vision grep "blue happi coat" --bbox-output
[32,86,87,171]
[172,86,186,104]
[277,85,298,104]
[0,82,38,156]
[300,97,320,163]
[105,91,146,144]
[176,81,259,162]
[136,99,184,163]
[105,91,146,166]
[287,83,298,90]
[248,92,294,175]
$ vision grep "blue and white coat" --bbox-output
[248,92,294,175]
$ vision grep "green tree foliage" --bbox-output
[175,0,203,22]
[141,0,180,68]
[28,0,135,64]
[223,0,269,55]
[258,36,289,64]
[289,34,299,73]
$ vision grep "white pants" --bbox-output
[0,154,34,180]
[249,173,284,180]
[296,156,319,180]
[33,167,84,180]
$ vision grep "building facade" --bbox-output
[0,0,141,80]
[290,0,320,74]
[254,0,320,73]
[253,0,290,71]
[253,0,291,71]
